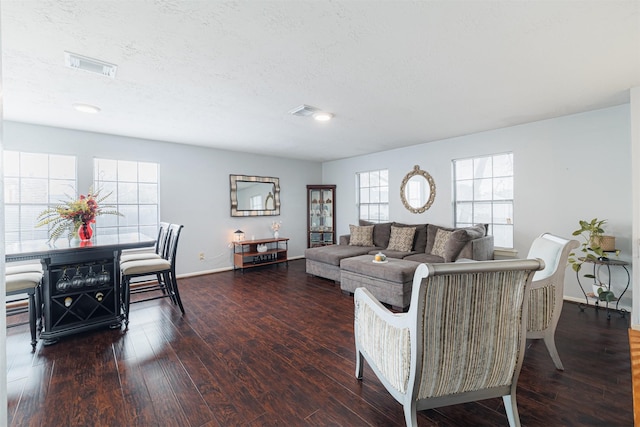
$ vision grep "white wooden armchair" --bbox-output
[354,259,544,427]
[525,233,579,370]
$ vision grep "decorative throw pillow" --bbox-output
[386,226,416,252]
[431,229,452,258]
[349,224,374,246]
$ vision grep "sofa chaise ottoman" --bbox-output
[340,255,421,311]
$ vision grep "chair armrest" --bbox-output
[354,287,408,329]
[354,287,411,393]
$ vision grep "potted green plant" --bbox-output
[567,218,617,302]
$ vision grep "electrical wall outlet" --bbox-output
[199,252,205,261]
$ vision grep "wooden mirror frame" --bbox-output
[230,174,281,217]
[400,165,436,214]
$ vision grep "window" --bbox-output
[357,169,389,223]
[4,151,77,244]
[453,153,514,248]
[94,159,159,237]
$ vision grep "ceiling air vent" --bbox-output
[288,104,319,117]
[64,51,117,78]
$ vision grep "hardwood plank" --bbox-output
[6,259,633,426]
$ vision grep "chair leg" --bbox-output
[403,400,418,427]
[35,285,43,333]
[168,271,185,315]
[503,394,521,427]
[543,332,564,370]
[122,276,131,326]
[28,293,37,351]
[355,350,364,380]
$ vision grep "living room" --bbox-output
[2,1,640,425]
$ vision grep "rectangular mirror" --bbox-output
[230,174,280,217]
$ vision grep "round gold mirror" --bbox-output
[400,165,436,213]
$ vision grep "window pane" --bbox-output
[4,152,77,243]
[493,202,513,225]
[139,162,158,183]
[118,161,138,181]
[357,169,389,223]
[455,159,473,180]
[474,202,492,223]
[456,180,473,201]
[456,202,473,223]
[493,177,513,200]
[473,156,492,179]
[474,178,493,201]
[94,158,159,236]
[21,153,48,178]
[493,153,513,177]
[21,178,48,203]
[453,152,514,248]
[139,183,156,205]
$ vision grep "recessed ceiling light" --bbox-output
[313,112,334,122]
[73,103,101,114]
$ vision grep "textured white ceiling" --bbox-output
[2,1,639,162]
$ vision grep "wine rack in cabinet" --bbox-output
[41,248,122,345]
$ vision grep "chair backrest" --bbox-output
[165,224,184,266]
[525,233,579,333]
[407,259,543,403]
[156,222,171,257]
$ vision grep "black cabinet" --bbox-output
[41,249,122,344]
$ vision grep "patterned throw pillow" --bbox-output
[431,229,452,258]
[386,226,416,252]
[349,225,374,246]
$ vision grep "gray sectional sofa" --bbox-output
[304,221,494,309]
[305,221,494,282]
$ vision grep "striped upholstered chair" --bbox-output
[354,259,544,427]
[525,233,579,370]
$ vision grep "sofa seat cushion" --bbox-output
[403,253,445,263]
[341,255,421,284]
[305,245,377,266]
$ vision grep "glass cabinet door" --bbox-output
[307,185,336,248]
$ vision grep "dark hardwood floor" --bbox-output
[6,259,633,426]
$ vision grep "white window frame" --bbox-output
[4,151,77,244]
[356,169,389,223]
[452,152,514,248]
[94,158,160,237]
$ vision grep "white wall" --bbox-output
[323,105,632,309]
[4,121,322,275]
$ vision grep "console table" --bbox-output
[6,232,155,344]
[233,237,289,271]
[575,256,630,319]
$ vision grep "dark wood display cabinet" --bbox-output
[307,185,336,248]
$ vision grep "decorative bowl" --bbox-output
[257,244,268,253]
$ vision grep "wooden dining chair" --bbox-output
[120,224,185,325]
[6,263,44,351]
